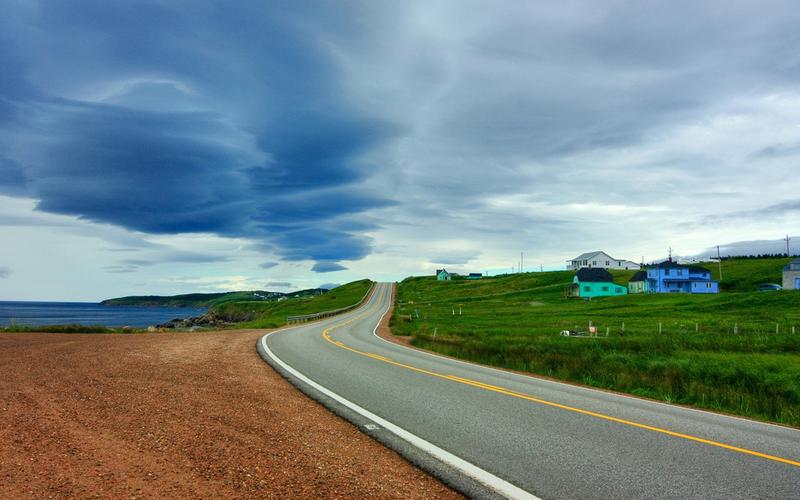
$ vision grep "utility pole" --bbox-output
[785,235,791,256]
[521,252,524,273]
[717,245,723,281]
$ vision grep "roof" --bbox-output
[468,272,482,276]
[629,271,647,283]
[575,267,614,283]
[784,257,800,270]
[650,260,710,273]
[571,251,605,261]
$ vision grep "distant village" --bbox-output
[434,250,800,298]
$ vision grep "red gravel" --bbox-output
[0,329,462,499]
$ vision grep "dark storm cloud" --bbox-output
[750,142,800,159]
[259,262,279,270]
[0,267,11,279]
[264,281,292,288]
[3,0,800,276]
[103,265,137,274]
[0,1,396,270]
[311,262,348,273]
[703,201,800,224]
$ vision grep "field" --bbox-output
[390,258,800,427]
[212,279,373,328]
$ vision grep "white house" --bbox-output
[566,251,640,270]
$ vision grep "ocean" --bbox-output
[0,301,207,328]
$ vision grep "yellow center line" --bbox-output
[320,289,800,469]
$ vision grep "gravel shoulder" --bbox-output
[0,329,461,499]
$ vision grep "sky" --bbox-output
[1,1,800,301]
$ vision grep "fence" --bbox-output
[286,282,376,324]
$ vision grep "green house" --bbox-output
[436,269,451,281]
[567,268,627,298]
[627,270,650,294]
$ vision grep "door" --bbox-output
[795,277,800,289]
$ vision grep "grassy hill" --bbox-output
[391,258,800,427]
[101,288,326,308]
[212,279,373,328]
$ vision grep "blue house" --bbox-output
[646,260,718,293]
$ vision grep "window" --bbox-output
[602,286,609,291]
[584,286,591,292]
[678,269,683,275]
[606,260,610,266]
[693,283,697,288]
[706,283,711,289]
[592,260,597,265]
[665,269,670,275]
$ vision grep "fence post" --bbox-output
[734,322,739,335]
[776,323,780,335]
[658,322,662,334]
[695,323,699,333]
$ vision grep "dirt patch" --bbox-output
[0,330,461,499]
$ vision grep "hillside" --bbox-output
[391,259,800,427]
[212,279,373,328]
[101,288,327,308]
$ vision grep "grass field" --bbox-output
[214,279,373,328]
[391,258,800,427]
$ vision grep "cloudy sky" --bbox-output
[2,1,799,300]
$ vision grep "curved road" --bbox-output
[259,283,800,499]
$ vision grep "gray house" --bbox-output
[783,258,800,290]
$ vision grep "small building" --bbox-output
[566,251,640,270]
[567,268,627,298]
[783,257,800,290]
[646,260,718,293]
[627,270,650,294]
[467,273,482,280]
[436,269,451,281]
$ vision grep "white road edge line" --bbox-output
[371,286,799,433]
[259,285,538,500]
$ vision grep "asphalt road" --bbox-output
[260,283,800,499]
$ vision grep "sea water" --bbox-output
[0,301,207,328]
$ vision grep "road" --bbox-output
[259,283,800,499]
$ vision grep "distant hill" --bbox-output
[101,288,327,307]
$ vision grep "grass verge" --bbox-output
[391,258,800,427]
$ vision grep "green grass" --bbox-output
[391,258,800,427]
[214,279,373,328]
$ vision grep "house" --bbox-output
[783,257,800,290]
[646,260,718,293]
[467,273,482,280]
[567,268,627,298]
[436,269,451,281]
[566,251,640,270]
[627,270,650,294]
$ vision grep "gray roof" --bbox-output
[575,267,615,283]
[784,257,800,271]
[571,251,605,261]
